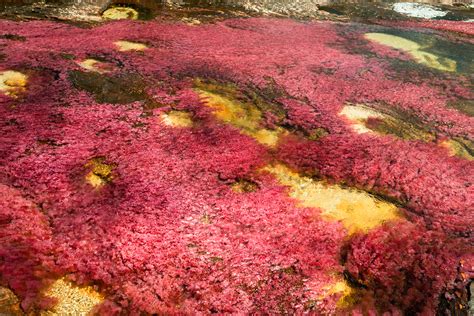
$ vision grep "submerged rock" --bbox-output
[339,104,385,135]
[230,178,259,193]
[365,32,457,72]
[470,282,474,315]
[441,138,474,160]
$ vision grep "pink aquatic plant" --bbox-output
[377,19,474,37]
[0,15,472,314]
[346,221,467,313]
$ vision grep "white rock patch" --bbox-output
[393,2,447,19]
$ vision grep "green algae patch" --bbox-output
[365,33,457,72]
[319,280,361,309]
[69,71,148,104]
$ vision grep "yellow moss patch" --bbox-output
[161,110,193,128]
[181,17,202,26]
[77,59,112,73]
[0,70,27,97]
[322,280,355,308]
[365,33,457,72]
[0,287,22,316]
[102,7,138,20]
[412,50,456,72]
[115,40,147,52]
[340,104,435,142]
[366,33,420,51]
[196,88,283,147]
[201,213,212,224]
[78,59,99,72]
[440,139,473,160]
[339,104,384,134]
[263,164,401,234]
[41,278,104,316]
[231,179,259,193]
[253,129,281,147]
[85,158,114,188]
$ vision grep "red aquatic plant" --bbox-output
[0,16,472,314]
[0,184,58,310]
[345,221,467,313]
[376,19,474,37]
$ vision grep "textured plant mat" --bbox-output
[1,0,473,24]
[0,3,473,315]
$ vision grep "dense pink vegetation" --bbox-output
[277,135,473,236]
[0,17,473,314]
[0,184,56,310]
[346,221,466,314]
[377,19,474,37]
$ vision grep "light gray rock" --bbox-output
[392,2,448,19]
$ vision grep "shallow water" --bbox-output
[0,0,473,315]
